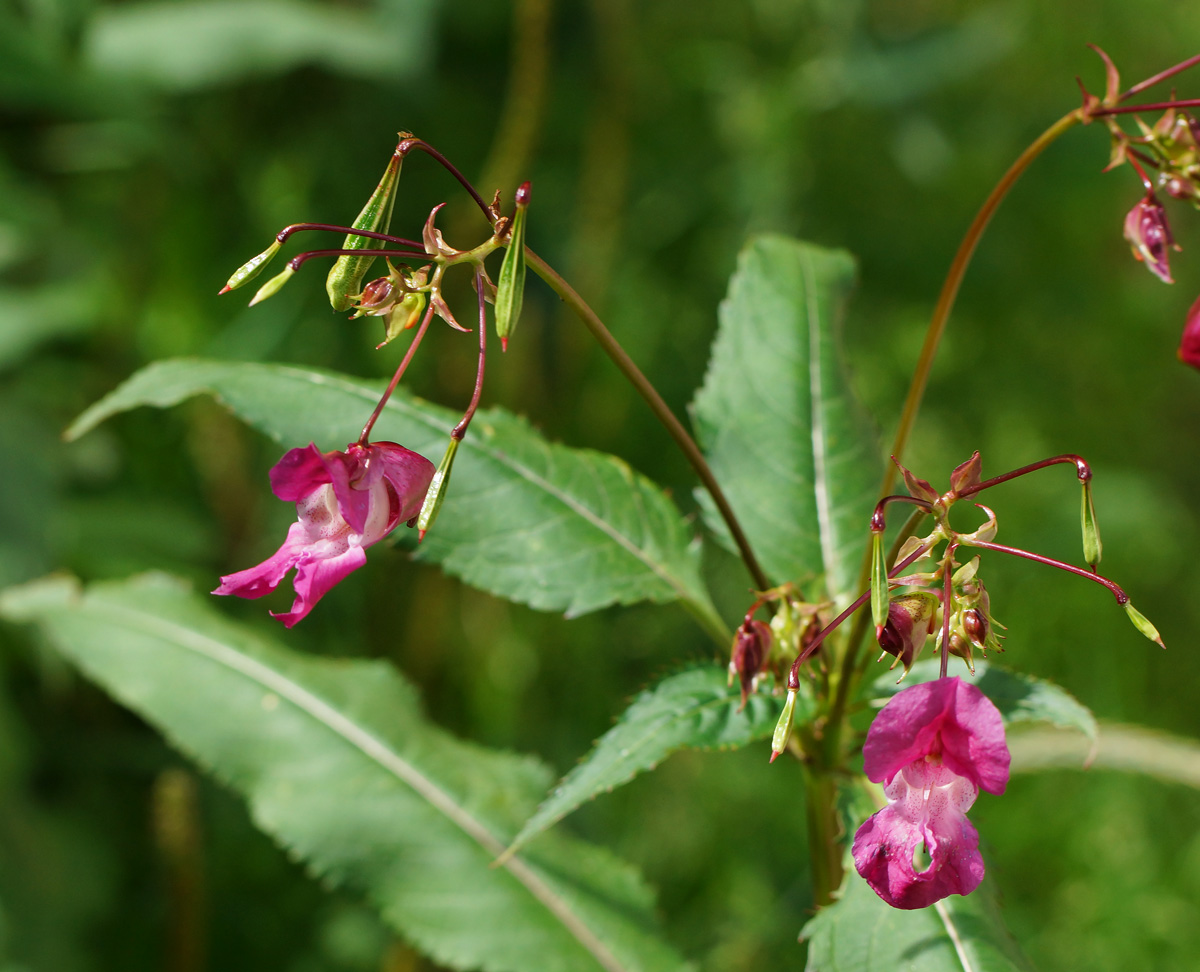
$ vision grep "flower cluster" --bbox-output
[215,135,532,624]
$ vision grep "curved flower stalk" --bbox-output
[852,677,1010,909]
[214,442,434,626]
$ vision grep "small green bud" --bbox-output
[769,689,797,763]
[220,239,282,293]
[870,530,888,633]
[326,146,403,312]
[248,265,296,305]
[1081,481,1103,567]
[494,181,530,351]
[1124,601,1165,647]
[382,291,427,346]
[416,436,460,540]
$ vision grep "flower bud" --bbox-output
[1178,293,1200,370]
[728,619,772,711]
[1123,191,1178,284]
[892,457,939,503]
[949,451,982,494]
[876,593,938,675]
[495,181,530,352]
[962,607,988,645]
[416,436,461,540]
[326,146,403,312]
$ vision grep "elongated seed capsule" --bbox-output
[220,239,282,294]
[1081,480,1103,567]
[326,145,403,311]
[417,437,460,540]
[870,530,888,633]
[495,181,531,351]
[769,689,798,763]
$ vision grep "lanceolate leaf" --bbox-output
[802,866,1034,972]
[67,359,722,633]
[506,664,798,856]
[871,659,1098,744]
[0,574,690,972]
[692,236,880,605]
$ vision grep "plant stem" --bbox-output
[451,272,490,440]
[358,303,436,444]
[803,765,843,908]
[880,108,1083,498]
[1121,52,1200,101]
[406,136,773,592]
[963,539,1127,603]
[526,249,773,592]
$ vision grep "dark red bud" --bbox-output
[1179,294,1200,370]
[359,277,394,308]
[1124,192,1177,284]
[515,181,532,206]
[963,608,988,646]
[730,619,772,710]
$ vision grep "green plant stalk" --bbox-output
[526,249,772,594]
[804,109,1084,909]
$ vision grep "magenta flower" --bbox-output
[852,677,1009,910]
[1123,191,1178,284]
[214,441,435,626]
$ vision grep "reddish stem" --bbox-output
[1094,98,1200,116]
[939,543,957,679]
[959,453,1091,499]
[786,543,933,685]
[871,494,934,532]
[358,302,436,444]
[1121,53,1200,101]
[275,222,423,250]
[964,539,1127,604]
[288,248,429,271]
[451,272,489,440]
[400,138,496,225]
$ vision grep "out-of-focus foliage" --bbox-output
[2,0,1200,969]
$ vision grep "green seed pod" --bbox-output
[1124,601,1164,647]
[326,146,403,312]
[1081,480,1103,567]
[770,689,798,762]
[249,265,296,305]
[417,436,460,540]
[870,530,888,633]
[221,239,281,293]
[494,181,530,350]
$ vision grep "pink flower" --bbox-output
[852,677,1010,910]
[1123,192,1178,284]
[214,441,435,627]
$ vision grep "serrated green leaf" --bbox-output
[870,659,1097,744]
[692,236,880,605]
[0,574,691,972]
[802,865,1034,972]
[66,359,723,633]
[507,664,795,856]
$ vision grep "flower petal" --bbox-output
[372,440,437,523]
[270,544,368,628]
[212,522,307,599]
[269,444,330,502]
[320,448,372,535]
[863,677,1010,795]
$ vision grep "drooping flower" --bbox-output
[728,618,772,710]
[1123,191,1178,283]
[214,441,435,627]
[852,677,1010,909]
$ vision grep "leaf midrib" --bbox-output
[82,597,631,972]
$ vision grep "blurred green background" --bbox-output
[2,0,1199,968]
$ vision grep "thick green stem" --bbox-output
[802,764,843,907]
[526,249,772,592]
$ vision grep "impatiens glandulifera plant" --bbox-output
[5,43,1198,972]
